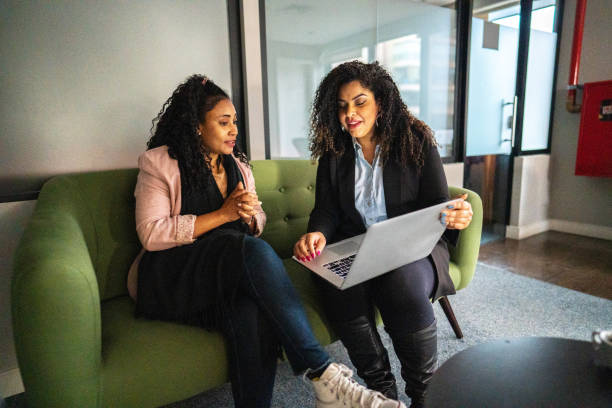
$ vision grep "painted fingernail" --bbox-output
[317,250,321,255]
[446,205,454,209]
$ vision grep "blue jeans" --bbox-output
[220,236,331,408]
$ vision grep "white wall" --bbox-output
[0,0,232,196]
[444,163,464,189]
[507,155,551,239]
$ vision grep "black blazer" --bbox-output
[308,140,458,301]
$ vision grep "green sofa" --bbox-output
[12,160,482,408]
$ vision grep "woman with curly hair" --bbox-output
[127,74,405,408]
[294,61,473,407]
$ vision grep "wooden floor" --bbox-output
[478,231,612,300]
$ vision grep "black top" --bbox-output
[136,154,249,328]
[308,139,458,300]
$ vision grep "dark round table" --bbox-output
[425,337,612,408]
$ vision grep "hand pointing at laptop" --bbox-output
[294,231,326,262]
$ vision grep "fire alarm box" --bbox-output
[575,80,612,177]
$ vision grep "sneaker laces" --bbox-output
[325,364,395,408]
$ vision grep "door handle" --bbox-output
[510,95,518,148]
[501,96,518,148]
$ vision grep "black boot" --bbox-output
[386,320,437,408]
[333,314,398,399]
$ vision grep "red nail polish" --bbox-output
[317,250,321,256]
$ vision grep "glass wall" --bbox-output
[263,0,457,159]
[521,4,557,152]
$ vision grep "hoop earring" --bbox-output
[341,126,346,132]
[375,117,379,127]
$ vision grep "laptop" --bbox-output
[293,200,453,289]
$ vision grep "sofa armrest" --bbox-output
[12,186,102,407]
[448,187,483,290]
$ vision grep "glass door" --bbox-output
[464,1,522,243]
[464,0,559,243]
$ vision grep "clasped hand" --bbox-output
[440,193,473,230]
[220,182,261,224]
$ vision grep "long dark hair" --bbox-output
[147,74,248,193]
[309,61,436,170]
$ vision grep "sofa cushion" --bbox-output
[252,160,318,259]
[101,296,226,407]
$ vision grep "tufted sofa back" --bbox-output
[251,160,318,259]
[29,161,317,301]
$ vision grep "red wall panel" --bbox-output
[575,80,612,177]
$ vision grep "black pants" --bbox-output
[314,256,437,337]
[220,295,279,408]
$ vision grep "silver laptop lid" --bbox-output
[340,200,451,288]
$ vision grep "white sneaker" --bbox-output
[308,363,406,408]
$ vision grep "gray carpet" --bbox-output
[7,263,612,407]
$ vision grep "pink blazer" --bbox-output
[127,145,266,299]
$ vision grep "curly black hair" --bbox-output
[309,61,437,170]
[147,74,248,193]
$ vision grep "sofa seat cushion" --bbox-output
[101,296,228,408]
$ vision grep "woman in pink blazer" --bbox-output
[129,75,405,408]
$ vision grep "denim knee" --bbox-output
[242,236,285,277]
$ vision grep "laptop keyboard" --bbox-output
[323,254,356,278]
